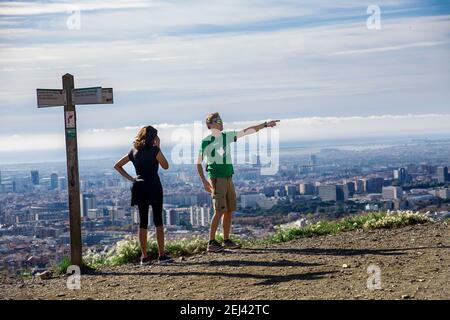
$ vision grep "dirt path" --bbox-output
[1,222,449,300]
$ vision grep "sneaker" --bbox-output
[223,239,242,249]
[140,256,151,265]
[158,255,173,264]
[207,239,224,253]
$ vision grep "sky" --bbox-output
[0,0,449,163]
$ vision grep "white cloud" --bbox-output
[0,1,155,16]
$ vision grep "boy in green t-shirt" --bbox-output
[196,112,279,252]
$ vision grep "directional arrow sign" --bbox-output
[72,87,102,105]
[37,89,66,108]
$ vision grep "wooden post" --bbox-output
[62,73,82,267]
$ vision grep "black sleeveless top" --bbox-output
[128,146,163,205]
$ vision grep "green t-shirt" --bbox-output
[200,131,237,178]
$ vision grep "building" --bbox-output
[382,186,403,200]
[345,181,356,197]
[437,188,450,200]
[31,170,39,185]
[437,166,449,183]
[81,193,97,218]
[336,184,349,201]
[318,185,337,202]
[394,168,408,185]
[285,185,297,197]
[190,205,212,227]
[355,179,365,194]
[240,193,261,208]
[365,177,384,193]
[165,209,180,226]
[13,177,31,193]
[299,183,315,195]
[190,206,201,226]
[50,173,58,190]
[200,206,211,226]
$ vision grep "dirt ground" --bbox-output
[1,222,449,300]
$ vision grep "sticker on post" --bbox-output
[66,128,76,139]
[65,111,75,128]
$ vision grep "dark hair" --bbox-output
[133,125,158,149]
[205,112,221,129]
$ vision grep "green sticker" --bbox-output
[66,128,76,138]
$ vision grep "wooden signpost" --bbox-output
[37,74,114,267]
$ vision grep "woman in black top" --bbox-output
[114,125,172,264]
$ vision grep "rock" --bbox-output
[401,295,410,299]
[179,257,186,261]
[56,293,66,297]
[342,264,348,268]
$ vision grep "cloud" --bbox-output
[0,1,154,16]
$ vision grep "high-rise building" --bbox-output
[200,206,211,226]
[355,179,365,194]
[382,186,403,200]
[190,206,201,226]
[365,177,384,193]
[31,170,39,185]
[345,181,356,197]
[81,193,96,218]
[240,193,260,208]
[299,183,315,195]
[13,177,30,193]
[318,185,337,202]
[285,185,297,197]
[50,172,58,190]
[437,166,449,183]
[336,184,349,201]
[394,168,408,185]
[165,209,180,226]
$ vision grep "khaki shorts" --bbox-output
[210,177,237,212]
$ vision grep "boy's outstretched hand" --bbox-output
[267,120,280,127]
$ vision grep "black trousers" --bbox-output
[137,202,163,228]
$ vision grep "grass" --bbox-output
[266,211,429,244]
[66,211,430,270]
[53,256,97,275]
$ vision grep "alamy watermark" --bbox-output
[66,5,81,30]
[66,265,81,290]
[170,121,280,175]
[367,264,382,290]
[367,5,381,30]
